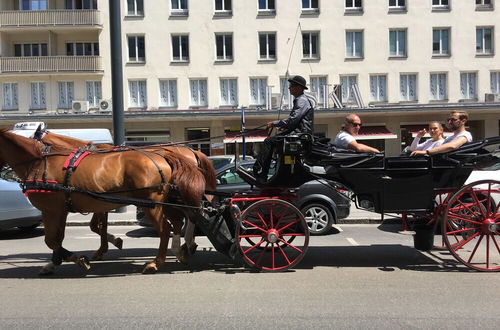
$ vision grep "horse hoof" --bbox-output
[91,253,103,261]
[114,237,123,250]
[39,263,55,276]
[142,263,158,274]
[77,256,91,270]
[189,243,198,255]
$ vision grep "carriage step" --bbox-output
[236,166,266,186]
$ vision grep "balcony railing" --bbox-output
[0,10,101,28]
[0,56,103,74]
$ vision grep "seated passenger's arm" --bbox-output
[348,141,380,153]
[411,136,468,156]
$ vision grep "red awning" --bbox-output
[223,129,268,143]
[355,126,398,140]
[402,125,453,138]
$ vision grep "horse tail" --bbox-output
[163,152,205,207]
[195,151,217,191]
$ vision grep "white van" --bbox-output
[11,121,113,144]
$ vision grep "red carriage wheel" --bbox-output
[236,199,309,271]
[442,180,500,272]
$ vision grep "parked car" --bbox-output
[0,177,42,232]
[208,155,254,170]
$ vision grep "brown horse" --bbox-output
[35,130,216,262]
[0,128,205,274]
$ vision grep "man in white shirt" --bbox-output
[332,114,380,153]
[411,110,472,156]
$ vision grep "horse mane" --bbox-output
[194,151,217,191]
[44,131,93,148]
[0,127,43,159]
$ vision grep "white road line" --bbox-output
[332,225,343,232]
[346,237,359,246]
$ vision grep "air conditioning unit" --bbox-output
[99,99,112,112]
[72,100,89,113]
[485,93,500,102]
[271,93,282,109]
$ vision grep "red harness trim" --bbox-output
[24,179,59,195]
[62,150,91,170]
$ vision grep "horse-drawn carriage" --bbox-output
[0,128,498,273]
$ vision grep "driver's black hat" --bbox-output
[288,75,308,89]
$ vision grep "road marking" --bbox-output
[332,225,343,232]
[346,237,359,246]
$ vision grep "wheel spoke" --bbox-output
[243,239,265,254]
[277,219,300,232]
[447,212,482,226]
[453,232,480,252]
[242,220,267,233]
[467,234,484,263]
[277,244,292,265]
[278,237,303,253]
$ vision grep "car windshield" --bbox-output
[210,158,233,170]
[217,162,276,185]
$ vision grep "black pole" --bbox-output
[109,0,124,146]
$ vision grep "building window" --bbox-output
[345,0,362,11]
[58,82,74,109]
[310,76,328,107]
[127,36,145,62]
[302,0,319,12]
[400,74,417,101]
[346,31,363,58]
[2,83,18,110]
[220,78,238,106]
[369,75,387,102]
[432,28,450,56]
[215,34,233,61]
[186,128,210,155]
[171,0,188,15]
[65,0,98,9]
[389,0,406,9]
[389,29,406,57]
[460,72,477,100]
[491,72,500,94]
[215,0,231,12]
[476,0,493,10]
[302,32,319,59]
[258,0,275,11]
[279,78,293,108]
[66,42,99,56]
[476,27,493,55]
[129,80,147,108]
[250,78,267,106]
[259,33,276,60]
[14,43,48,57]
[30,82,46,110]
[159,79,177,107]
[86,81,102,108]
[432,0,449,10]
[190,79,208,107]
[172,35,189,61]
[21,0,47,10]
[340,75,357,103]
[430,73,447,101]
[127,0,144,16]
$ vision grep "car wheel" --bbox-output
[302,203,334,235]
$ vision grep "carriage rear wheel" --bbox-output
[236,199,309,271]
[442,180,500,272]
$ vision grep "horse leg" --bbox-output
[181,218,198,259]
[142,206,171,274]
[89,212,123,261]
[170,216,187,264]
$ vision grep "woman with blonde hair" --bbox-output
[409,121,445,151]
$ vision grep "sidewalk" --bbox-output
[65,205,403,226]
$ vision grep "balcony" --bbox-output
[0,10,101,28]
[0,56,102,74]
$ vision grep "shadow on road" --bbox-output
[0,227,44,240]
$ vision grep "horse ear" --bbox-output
[34,124,44,141]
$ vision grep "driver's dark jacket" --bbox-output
[271,93,314,135]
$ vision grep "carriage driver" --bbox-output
[410,110,472,156]
[252,75,315,184]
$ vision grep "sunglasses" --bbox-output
[447,118,460,122]
[350,122,362,127]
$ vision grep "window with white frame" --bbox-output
[127,0,144,16]
[460,72,477,100]
[389,29,406,57]
[159,79,177,107]
[400,74,417,101]
[491,72,500,94]
[432,0,449,9]
[58,82,74,109]
[432,28,450,55]
[65,0,98,9]
[220,78,238,106]
[215,0,231,12]
[190,79,208,107]
[345,0,362,10]
[369,75,387,102]
[310,76,328,107]
[171,0,188,15]
[215,34,233,61]
[430,73,447,100]
[14,43,48,57]
[30,82,46,110]
[172,35,189,61]
[259,33,276,60]
[86,81,102,108]
[476,0,493,10]
[340,75,357,103]
[129,80,147,108]
[279,78,293,108]
[127,36,145,62]
[250,78,267,106]
[476,27,493,55]
[302,0,319,11]
[258,0,275,11]
[346,31,363,58]
[66,42,99,56]
[2,83,18,110]
[20,0,47,10]
[302,32,319,59]
[389,0,406,9]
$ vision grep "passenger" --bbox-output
[332,114,380,153]
[252,75,315,184]
[408,121,445,151]
[411,110,472,156]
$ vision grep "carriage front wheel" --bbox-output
[442,180,500,271]
[236,199,309,271]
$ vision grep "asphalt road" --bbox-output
[0,225,498,329]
